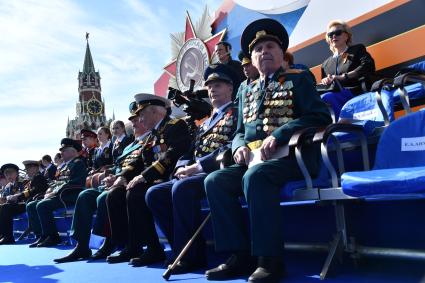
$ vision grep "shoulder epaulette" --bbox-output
[285,68,304,74]
[167,118,181,125]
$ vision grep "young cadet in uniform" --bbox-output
[0,160,48,244]
[27,138,87,248]
[0,163,24,244]
[80,129,98,172]
[53,100,150,263]
[106,93,191,265]
[145,64,238,273]
[204,19,332,283]
[236,51,259,104]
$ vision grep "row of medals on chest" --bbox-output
[243,89,294,133]
[199,116,234,155]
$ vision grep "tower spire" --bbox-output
[83,32,95,74]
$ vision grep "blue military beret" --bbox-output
[241,18,289,55]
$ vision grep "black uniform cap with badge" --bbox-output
[80,129,97,139]
[239,19,299,137]
[59,138,82,152]
[0,163,20,175]
[240,18,289,56]
[238,50,251,66]
[204,63,238,88]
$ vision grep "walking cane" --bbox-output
[162,213,211,280]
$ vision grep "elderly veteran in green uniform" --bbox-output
[27,138,87,248]
[145,64,238,273]
[204,19,332,283]
[53,100,150,263]
[105,93,191,265]
[0,160,48,244]
[0,163,25,244]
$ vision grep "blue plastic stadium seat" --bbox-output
[392,60,425,105]
[393,82,424,103]
[280,162,329,201]
[338,88,394,137]
[342,110,425,197]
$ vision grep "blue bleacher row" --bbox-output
[12,60,425,279]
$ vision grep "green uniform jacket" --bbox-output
[52,157,87,195]
[232,68,332,154]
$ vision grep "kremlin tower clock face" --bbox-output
[87,99,103,115]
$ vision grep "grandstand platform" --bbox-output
[1,233,424,282]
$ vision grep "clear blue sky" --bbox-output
[0,0,222,167]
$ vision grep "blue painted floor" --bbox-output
[1,239,424,283]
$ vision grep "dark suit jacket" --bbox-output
[119,116,191,183]
[17,173,48,202]
[93,142,114,170]
[321,44,375,94]
[233,68,332,154]
[44,164,57,181]
[175,102,238,174]
[112,135,133,162]
[226,59,246,98]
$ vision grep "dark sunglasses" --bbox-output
[327,29,344,38]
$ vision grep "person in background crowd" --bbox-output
[80,129,98,172]
[146,64,239,273]
[320,19,375,120]
[105,93,191,266]
[53,103,150,263]
[0,161,48,245]
[27,139,87,248]
[236,50,259,104]
[41,155,57,182]
[0,163,24,244]
[283,51,316,84]
[54,153,65,169]
[93,126,113,171]
[110,120,133,162]
[204,18,332,283]
[214,41,245,97]
[0,172,7,191]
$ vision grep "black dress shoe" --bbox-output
[205,253,256,280]
[29,236,46,248]
[90,238,114,260]
[37,235,61,247]
[129,249,165,267]
[54,246,92,263]
[0,237,15,245]
[106,248,138,264]
[167,259,207,274]
[248,256,285,283]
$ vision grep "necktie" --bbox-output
[209,112,218,127]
